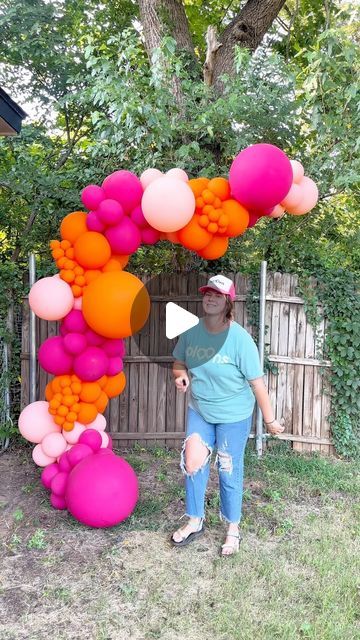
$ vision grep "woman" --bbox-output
[171,274,284,556]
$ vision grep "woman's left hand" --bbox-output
[265,419,285,436]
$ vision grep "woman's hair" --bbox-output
[224,295,234,322]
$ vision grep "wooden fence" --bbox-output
[20,271,335,455]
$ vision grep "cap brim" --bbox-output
[199,285,224,295]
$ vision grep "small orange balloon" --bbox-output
[74,232,111,270]
[82,271,150,339]
[79,382,102,403]
[198,236,229,260]
[208,177,231,201]
[166,231,181,244]
[222,199,249,237]
[60,211,88,244]
[45,383,53,401]
[95,391,108,413]
[189,178,209,198]
[77,402,98,424]
[177,216,212,251]
[103,372,126,398]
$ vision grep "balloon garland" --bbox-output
[18,143,318,528]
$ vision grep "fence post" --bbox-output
[256,261,267,457]
[29,254,37,403]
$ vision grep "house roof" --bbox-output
[0,87,27,136]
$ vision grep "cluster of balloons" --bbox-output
[41,429,138,527]
[19,142,318,528]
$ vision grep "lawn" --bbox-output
[1,441,359,640]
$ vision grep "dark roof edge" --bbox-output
[0,87,28,119]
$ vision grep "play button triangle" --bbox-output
[166,302,199,339]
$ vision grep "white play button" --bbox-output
[166,302,199,339]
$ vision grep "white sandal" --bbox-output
[171,519,204,547]
[221,533,240,556]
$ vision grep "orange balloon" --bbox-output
[84,269,102,285]
[177,216,212,250]
[114,254,129,269]
[74,232,111,270]
[208,178,231,201]
[189,178,209,198]
[45,382,53,401]
[60,212,88,244]
[95,391,108,412]
[82,271,150,339]
[198,236,229,260]
[166,231,181,244]
[103,372,126,398]
[77,402,98,424]
[222,199,249,237]
[79,382,102,403]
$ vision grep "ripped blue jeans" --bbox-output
[181,407,252,524]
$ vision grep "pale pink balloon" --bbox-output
[29,277,74,321]
[100,432,109,448]
[86,414,107,432]
[62,422,86,444]
[286,177,319,215]
[290,160,305,184]
[142,177,195,232]
[140,168,163,190]
[166,168,188,182]
[41,432,68,458]
[281,183,303,210]
[269,205,285,219]
[32,444,56,467]
[19,401,61,443]
[73,297,82,310]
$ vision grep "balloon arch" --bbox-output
[18,143,318,528]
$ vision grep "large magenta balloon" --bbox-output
[73,346,109,381]
[102,170,143,215]
[38,336,73,375]
[229,143,293,211]
[65,452,138,527]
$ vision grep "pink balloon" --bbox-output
[166,168,188,182]
[67,443,93,468]
[99,431,109,448]
[140,168,163,190]
[65,452,138,527]
[50,471,68,497]
[63,332,87,355]
[38,336,73,375]
[286,177,319,215]
[79,429,102,452]
[102,339,125,358]
[141,228,161,245]
[73,347,109,381]
[50,493,67,510]
[102,170,143,214]
[105,217,141,254]
[269,204,285,219]
[19,401,61,444]
[81,185,105,210]
[32,444,56,467]
[290,160,305,184]
[97,447,113,456]
[61,309,87,334]
[62,422,86,445]
[142,177,195,232]
[229,143,293,211]
[29,277,73,321]
[84,329,104,346]
[58,451,72,472]
[281,182,303,209]
[86,211,105,232]
[247,212,261,228]
[73,297,82,310]
[107,356,123,376]
[41,432,68,458]
[86,414,106,432]
[41,463,60,489]
[106,433,113,450]
[130,205,148,229]
[97,199,124,226]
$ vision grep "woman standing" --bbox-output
[171,274,284,556]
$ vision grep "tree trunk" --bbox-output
[137,0,195,60]
[211,0,287,88]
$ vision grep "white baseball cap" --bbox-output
[199,275,236,301]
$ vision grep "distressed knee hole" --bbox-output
[217,450,233,474]
[180,433,212,476]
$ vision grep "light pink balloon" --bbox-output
[86,414,107,432]
[142,177,195,232]
[140,168,163,190]
[166,168,188,182]
[32,444,56,467]
[290,160,305,184]
[269,205,285,219]
[29,277,74,321]
[281,183,303,210]
[286,177,319,215]
[19,401,61,443]
[41,432,68,458]
[63,421,86,444]
[73,297,82,310]
[100,431,109,448]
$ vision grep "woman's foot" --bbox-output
[221,524,240,556]
[171,517,204,547]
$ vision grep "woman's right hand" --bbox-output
[175,375,189,393]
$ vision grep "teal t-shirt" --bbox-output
[172,319,264,424]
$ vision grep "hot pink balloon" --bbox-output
[41,432,68,458]
[81,185,105,210]
[140,168,163,190]
[38,336,73,375]
[166,168,188,182]
[73,347,109,381]
[286,177,319,215]
[107,356,123,376]
[290,160,305,184]
[106,433,112,449]
[79,429,102,452]
[58,451,72,472]
[84,329,104,346]
[29,277,73,321]
[142,177,195,232]
[32,444,56,467]
[41,462,60,489]
[97,199,124,226]
[67,443,94,468]
[141,228,161,245]
[86,211,105,232]
[102,339,125,358]
[105,217,141,254]
[229,143,293,211]
[130,205,148,229]
[102,170,143,214]
[63,333,87,355]
[62,421,86,444]
[50,493,67,510]
[247,212,261,228]
[65,452,138,527]
[19,401,61,443]
[50,471,68,497]
[61,309,87,334]
[281,183,303,210]
[86,414,107,432]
